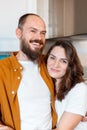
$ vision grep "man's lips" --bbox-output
[30,40,43,45]
[30,42,43,49]
[32,42,40,45]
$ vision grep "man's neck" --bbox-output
[16,51,29,61]
[16,51,39,64]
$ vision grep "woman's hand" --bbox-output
[82,112,87,122]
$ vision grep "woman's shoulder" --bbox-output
[74,82,87,90]
[68,82,87,99]
[72,82,87,92]
[65,82,87,116]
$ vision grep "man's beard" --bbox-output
[20,38,44,62]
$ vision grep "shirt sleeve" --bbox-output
[65,83,87,116]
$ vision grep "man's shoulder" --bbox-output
[0,56,12,71]
[0,53,17,69]
[0,56,10,64]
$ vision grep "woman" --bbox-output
[45,40,87,130]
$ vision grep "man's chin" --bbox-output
[31,46,43,51]
[32,47,44,54]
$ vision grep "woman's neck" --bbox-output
[55,79,61,93]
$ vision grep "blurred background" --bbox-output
[0,0,87,82]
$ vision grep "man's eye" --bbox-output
[31,30,36,33]
[41,32,46,36]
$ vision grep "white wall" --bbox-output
[0,0,27,52]
[0,0,37,52]
[0,38,19,52]
[0,0,29,38]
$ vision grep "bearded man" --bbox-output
[0,13,57,130]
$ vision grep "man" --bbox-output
[0,13,57,130]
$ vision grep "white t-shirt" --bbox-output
[55,82,87,130]
[18,61,52,130]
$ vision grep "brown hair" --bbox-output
[45,39,84,101]
[18,13,41,30]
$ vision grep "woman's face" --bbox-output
[47,46,68,80]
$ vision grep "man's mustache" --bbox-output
[30,39,43,45]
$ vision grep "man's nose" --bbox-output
[35,32,42,40]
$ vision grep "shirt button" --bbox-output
[17,76,20,79]
[14,69,17,72]
[20,66,22,70]
[12,91,15,95]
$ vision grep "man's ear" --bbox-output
[16,28,22,38]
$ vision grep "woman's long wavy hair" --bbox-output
[45,40,84,101]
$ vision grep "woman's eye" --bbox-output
[62,60,68,64]
[49,56,55,60]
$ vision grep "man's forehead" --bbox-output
[24,16,46,31]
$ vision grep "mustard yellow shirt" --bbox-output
[0,53,57,130]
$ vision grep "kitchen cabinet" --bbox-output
[44,0,87,37]
[37,0,76,38]
[37,0,64,38]
[37,0,75,38]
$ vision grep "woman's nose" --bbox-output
[54,60,60,67]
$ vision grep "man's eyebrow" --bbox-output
[28,27,37,30]
[29,27,46,33]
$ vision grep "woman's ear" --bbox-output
[16,28,22,38]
